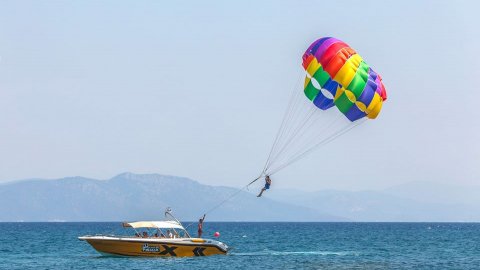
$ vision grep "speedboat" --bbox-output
[79,209,229,257]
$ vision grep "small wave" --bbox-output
[231,250,359,256]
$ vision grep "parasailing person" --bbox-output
[257,175,272,197]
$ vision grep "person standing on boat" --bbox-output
[198,214,206,238]
[257,175,272,197]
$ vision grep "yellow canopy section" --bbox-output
[122,221,184,229]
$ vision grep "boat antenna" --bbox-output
[165,207,181,225]
[165,207,191,238]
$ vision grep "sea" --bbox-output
[0,222,479,269]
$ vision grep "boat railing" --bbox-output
[90,233,192,239]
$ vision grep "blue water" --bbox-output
[0,222,479,269]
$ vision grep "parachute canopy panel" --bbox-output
[302,37,387,122]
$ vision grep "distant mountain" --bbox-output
[0,173,343,222]
[266,181,480,222]
[383,181,480,205]
[3,174,478,222]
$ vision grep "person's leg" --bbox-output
[257,188,266,197]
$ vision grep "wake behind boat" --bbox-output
[79,209,229,257]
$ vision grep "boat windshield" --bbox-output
[121,209,192,239]
[129,227,189,239]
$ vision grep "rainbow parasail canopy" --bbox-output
[302,37,387,122]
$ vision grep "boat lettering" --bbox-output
[142,243,160,252]
[141,243,177,256]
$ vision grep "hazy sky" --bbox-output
[1,0,479,191]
